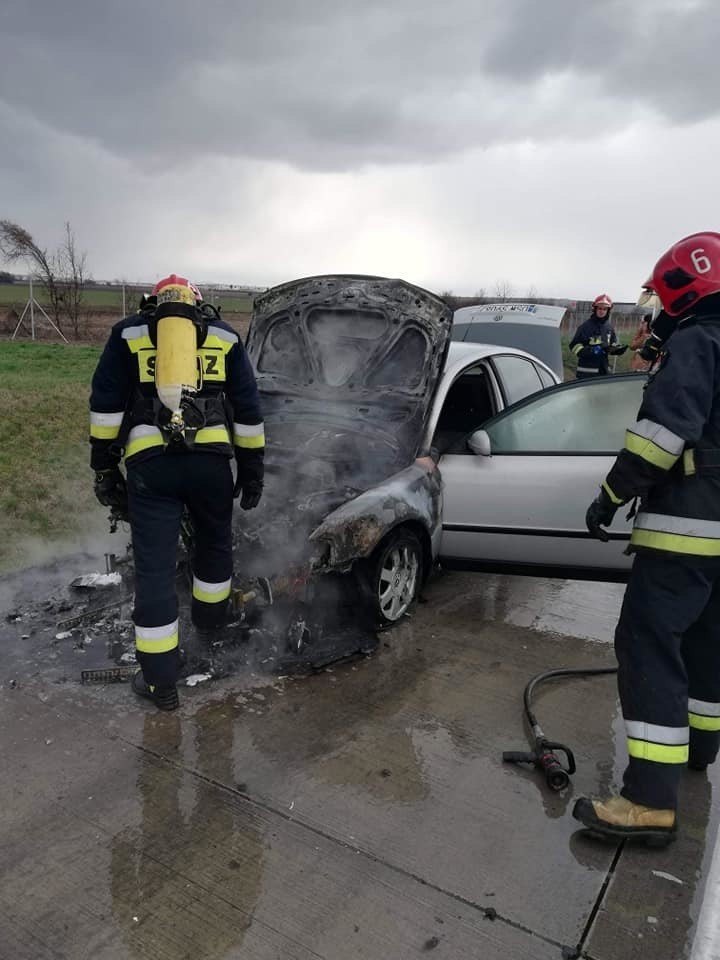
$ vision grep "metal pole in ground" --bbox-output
[29,276,35,340]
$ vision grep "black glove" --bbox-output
[609,344,628,356]
[233,446,264,510]
[585,487,619,542]
[638,333,664,364]
[94,467,128,514]
[234,479,263,510]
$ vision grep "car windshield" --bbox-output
[484,375,647,454]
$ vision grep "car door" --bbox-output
[438,374,648,582]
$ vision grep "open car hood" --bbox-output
[246,275,452,496]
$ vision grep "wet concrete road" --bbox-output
[1,557,719,959]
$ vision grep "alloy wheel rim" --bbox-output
[378,544,419,621]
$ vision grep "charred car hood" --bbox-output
[246,274,452,501]
[235,276,450,570]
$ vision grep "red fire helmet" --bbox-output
[644,232,720,317]
[151,274,203,302]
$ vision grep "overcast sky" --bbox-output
[1,0,718,301]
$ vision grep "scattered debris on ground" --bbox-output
[1,546,380,691]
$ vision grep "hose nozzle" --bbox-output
[502,739,576,792]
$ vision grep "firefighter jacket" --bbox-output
[89,310,264,482]
[569,315,619,376]
[602,301,720,557]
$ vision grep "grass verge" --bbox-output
[0,341,105,571]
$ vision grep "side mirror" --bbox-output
[468,429,491,456]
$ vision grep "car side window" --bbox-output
[534,363,556,388]
[491,355,544,405]
[485,376,647,453]
[433,363,496,453]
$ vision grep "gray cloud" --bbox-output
[1,0,718,299]
[2,0,718,172]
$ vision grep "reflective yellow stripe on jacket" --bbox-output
[623,419,685,471]
[631,512,720,556]
[125,425,165,459]
[233,421,265,450]
[90,410,124,440]
[196,426,231,445]
[124,424,234,460]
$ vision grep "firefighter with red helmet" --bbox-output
[569,293,627,379]
[574,232,720,845]
[90,274,265,710]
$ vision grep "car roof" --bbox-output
[444,340,559,382]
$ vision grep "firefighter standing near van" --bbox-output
[569,294,627,379]
[575,233,720,845]
[90,275,265,711]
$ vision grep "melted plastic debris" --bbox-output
[185,673,213,687]
[70,572,123,589]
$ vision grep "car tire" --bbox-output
[359,528,423,627]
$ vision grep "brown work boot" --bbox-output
[572,795,676,846]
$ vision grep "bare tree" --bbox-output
[0,219,92,338]
[525,284,538,301]
[57,221,90,338]
[493,279,515,301]
[473,286,486,299]
[0,219,63,329]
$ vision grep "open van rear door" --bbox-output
[452,303,566,381]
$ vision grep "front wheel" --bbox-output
[359,529,423,627]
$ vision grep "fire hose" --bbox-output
[502,666,618,791]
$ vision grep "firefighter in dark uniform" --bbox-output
[574,233,720,845]
[569,293,627,379]
[89,275,264,710]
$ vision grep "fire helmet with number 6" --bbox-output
[644,232,720,317]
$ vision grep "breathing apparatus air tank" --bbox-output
[152,276,200,438]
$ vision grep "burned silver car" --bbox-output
[231,279,589,667]
[233,275,452,656]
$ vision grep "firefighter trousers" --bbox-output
[615,550,720,810]
[127,452,234,688]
